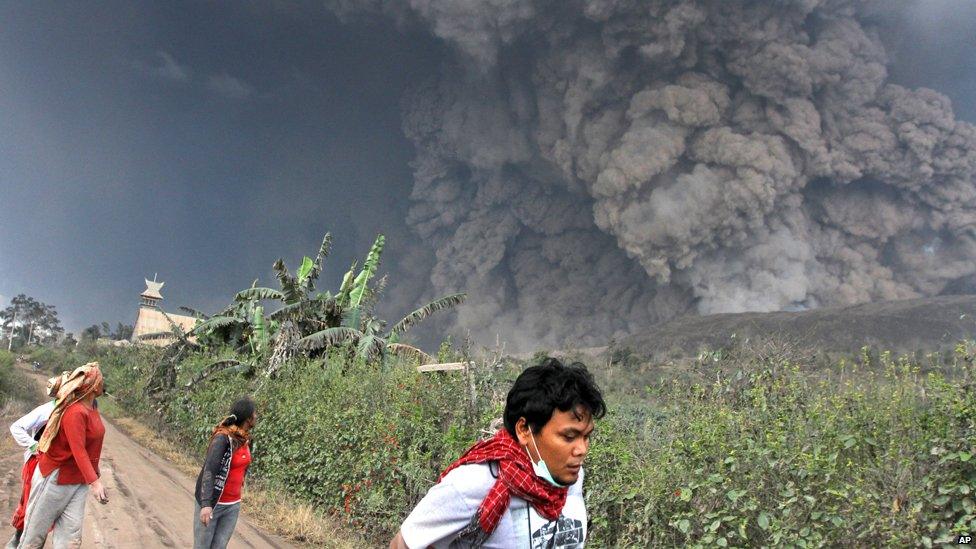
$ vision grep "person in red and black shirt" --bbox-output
[18,362,108,549]
[193,397,256,549]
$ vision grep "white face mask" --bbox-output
[525,430,567,488]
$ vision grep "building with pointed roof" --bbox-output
[132,276,198,346]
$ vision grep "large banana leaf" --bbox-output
[178,306,210,320]
[336,262,357,308]
[235,287,284,302]
[386,343,433,363]
[191,315,245,335]
[274,258,302,304]
[269,298,336,322]
[268,301,306,321]
[357,334,386,360]
[305,233,332,286]
[297,326,361,351]
[389,293,466,336]
[343,307,362,332]
[160,310,195,345]
[349,234,385,308]
[252,305,269,355]
[361,317,385,337]
[296,256,315,285]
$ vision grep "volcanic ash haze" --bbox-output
[328,0,976,349]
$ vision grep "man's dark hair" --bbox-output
[222,396,256,427]
[504,357,606,436]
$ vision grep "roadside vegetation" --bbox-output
[5,232,974,547]
[0,350,36,409]
[15,334,973,547]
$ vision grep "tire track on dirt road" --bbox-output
[1,366,295,548]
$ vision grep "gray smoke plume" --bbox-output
[328,0,976,348]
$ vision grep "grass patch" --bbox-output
[240,480,362,548]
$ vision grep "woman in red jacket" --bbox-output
[193,397,256,549]
[17,362,108,549]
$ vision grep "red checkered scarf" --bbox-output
[439,428,568,535]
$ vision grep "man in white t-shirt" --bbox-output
[390,358,606,548]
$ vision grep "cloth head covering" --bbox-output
[37,362,103,453]
[46,371,72,398]
[438,428,568,540]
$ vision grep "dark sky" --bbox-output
[0,1,446,333]
[882,0,976,118]
[0,1,974,335]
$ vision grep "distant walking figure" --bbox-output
[18,362,108,549]
[193,397,257,549]
[5,372,69,549]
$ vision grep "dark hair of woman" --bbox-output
[221,397,256,428]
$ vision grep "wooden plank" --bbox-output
[417,362,469,372]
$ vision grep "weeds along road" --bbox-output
[1,365,295,549]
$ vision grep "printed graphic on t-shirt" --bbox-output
[399,463,588,549]
[530,515,584,549]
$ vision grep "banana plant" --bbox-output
[298,292,466,366]
[185,231,465,381]
[336,234,385,331]
[192,234,335,352]
[350,234,384,309]
[250,305,271,357]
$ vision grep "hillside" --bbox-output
[618,294,976,361]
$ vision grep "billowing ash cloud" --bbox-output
[327,0,976,348]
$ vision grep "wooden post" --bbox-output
[465,359,478,421]
[416,362,469,372]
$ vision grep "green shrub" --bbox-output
[0,350,13,371]
[93,342,976,547]
[28,346,83,375]
[188,354,490,539]
[0,349,37,405]
[581,344,976,547]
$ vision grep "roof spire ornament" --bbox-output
[141,276,165,307]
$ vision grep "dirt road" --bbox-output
[1,369,294,548]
